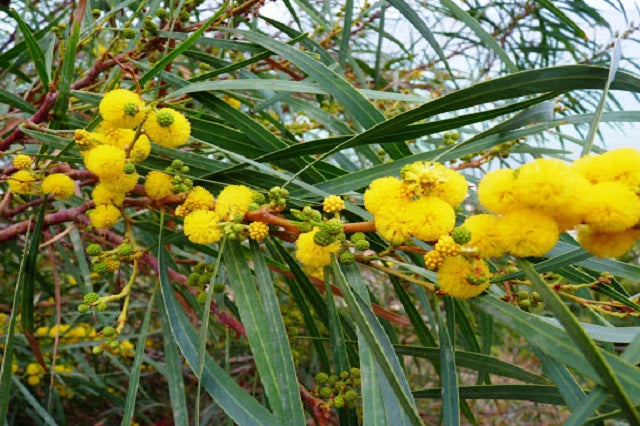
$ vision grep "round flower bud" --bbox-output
[92,346,103,355]
[350,232,366,243]
[84,292,100,304]
[86,244,102,256]
[333,396,345,408]
[196,293,207,304]
[93,262,109,274]
[339,252,355,265]
[319,387,332,398]
[298,222,312,233]
[108,340,120,350]
[313,230,334,247]
[102,326,116,337]
[354,240,370,251]
[123,163,136,174]
[122,28,136,39]
[451,226,472,245]
[77,304,90,313]
[118,243,134,256]
[339,371,349,380]
[323,218,344,235]
[213,282,226,293]
[350,367,360,378]
[315,372,329,384]
[13,154,32,170]
[186,273,200,287]
[97,302,108,311]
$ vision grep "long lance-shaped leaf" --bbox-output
[223,240,300,424]
[9,9,50,88]
[331,261,423,426]
[158,237,282,425]
[220,28,385,130]
[517,259,640,423]
[53,22,80,117]
[534,0,587,40]
[435,301,460,426]
[414,385,567,405]
[439,0,519,73]
[250,240,305,425]
[533,347,586,410]
[160,303,189,426]
[21,202,47,334]
[0,225,32,421]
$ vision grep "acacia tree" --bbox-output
[1,1,640,424]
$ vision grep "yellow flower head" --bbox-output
[27,376,41,386]
[249,221,270,241]
[431,167,468,207]
[323,195,345,213]
[183,209,223,245]
[89,204,121,229]
[7,170,37,194]
[41,173,75,199]
[295,227,341,268]
[574,148,640,189]
[477,168,517,214]
[373,206,411,245]
[92,183,125,206]
[582,181,640,233]
[423,250,444,271]
[577,225,640,258]
[500,209,558,257]
[84,145,126,180]
[130,134,151,163]
[144,108,191,148]
[26,363,44,376]
[13,154,32,170]
[100,172,138,194]
[216,185,254,221]
[399,161,467,206]
[364,177,409,215]
[99,89,146,129]
[437,255,490,299]
[97,122,135,149]
[434,235,460,257]
[177,186,215,217]
[403,196,456,242]
[144,171,174,201]
[74,129,106,153]
[462,214,505,258]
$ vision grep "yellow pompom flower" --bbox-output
[7,170,37,194]
[144,171,174,201]
[216,185,254,220]
[574,148,640,189]
[26,363,44,376]
[92,183,125,206]
[437,255,491,299]
[582,182,640,232]
[99,89,146,129]
[462,214,505,258]
[434,235,460,257]
[295,228,341,268]
[13,154,32,170]
[97,122,135,149]
[477,169,517,214]
[500,209,558,257]
[403,196,456,242]
[577,225,640,258]
[364,177,409,215]
[323,195,345,213]
[130,134,151,163]
[84,145,126,180]
[430,167,468,207]
[41,173,75,199]
[423,250,444,271]
[100,172,138,194]
[89,204,121,229]
[144,108,191,148]
[74,129,106,151]
[183,210,223,245]
[374,207,411,245]
[249,221,270,241]
[177,186,215,217]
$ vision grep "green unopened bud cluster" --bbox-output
[441,131,460,147]
[165,160,193,193]
[268,186,289,209]
[91,325,121,355]
[313,368,361,410]
[77,292,108,314]
[187,262,224,302]
[86,241,140,275]
[514,290,541,311]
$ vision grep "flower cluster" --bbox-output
[7,154,75,199]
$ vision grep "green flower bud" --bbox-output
[213,282,226,293]
[339,252,356,265]
[451,226,472,245]
[180,166,190,174]
[97,302,108,311]
[328,375,339,385]
[518,299,531,310]
[179,10,190,22]
[123,163,136,174]
[93,262,109,274]
[102,326,116,337]
[252,192,266,204]
[323,218,343,235]
[354,240,370,251]
[92,9,101,18]
[350,232,366,243]
[302,206,315,217]
[315,372,329,384]
[122,28,136,39]
[186,273,200,287]
[196,293,207,304]
[86,244,102,256]
[248,202,260,211]
[77,304,90,313]
[156,110,175,127]
[298,222,312,233]
[118,243,134,256]
[517,290,529,300]
[349,367,361,378]
[339,371,350,380]
[108,340,120,350]
[313,230,334,247]
[344,390,358,402]
[319,387,332,398]
[92,345,103,355]
[84,292,100,304]
[333,396,345,408]
[155,8,168,19]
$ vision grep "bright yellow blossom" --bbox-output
[13,154,32,170]
[144,108,191,148]
[462,214,505,258]
[582,182,640,233]
[403,196,455,242]
[100,172,138,194]
[216,185,254,220]
[7,170,37,194]
[477,168,517,214]
[295,228,341,268]
[364,177,409,215]
[437,256,490,299]
[249,221,270,241]
[373,206,411,245]
[323,195,345,213]
[92,183,125,206]
[89,204,121,229]
[183,210,223,244]
[41,173,75,199]
[84,145,126,180]
[501,209,558,257]
[99,89,146,129]
[577,225,640,258]
[144,171,174,201]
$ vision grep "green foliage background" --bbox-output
[1,0,640,424]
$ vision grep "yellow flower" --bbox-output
[99,89,146,129]
[92,183,125,206]
[295,228,341,268]
[100,172,138,194]
[574,148,640,189]
[74,129,106,150]
[323,195,345,213]
[462,214,505,258]
[84,145,126,180]
[373,206,411,245]
[215,185,254,221]
[48,324,70,338]
[430,167,468,207]
[96,122,135,149]
[477,168,517,214]
[249,221,270,241]
[27,376,41,386]
[35,326,49,336]
[583,182,640,232]
[577,225,640,258]
[437,255,490,299]
[144,171,174,201]
[177,186,215,217]
[13,154,32,170]
[403,196,455,242]
[423,250,444,271]
[89,204,121,229]
[364,177,409,215]
[183,210,223,244]
[130,134,151,163]
[7,170,37,194]
[434,235,460,257]
[41,173,75,199]
[144,108,191,148]
[26,363,44,376]
[500,209,558,257]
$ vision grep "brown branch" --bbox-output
[300,383,331,425]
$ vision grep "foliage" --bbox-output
[0,0,640,424]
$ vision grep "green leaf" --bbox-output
[413,384,566,405]
[9,8,50,88]
[220,28,385,130]
[158,244,282,425]
[21,202,47,333]
[160,302,189,426]
[331,261,423,426]
[435,303,460,426]
[534,0,587,40]
[12,377,57,426]
[533,347,586,410]
[439,0,519,72]
[517,259,640,423]
[122,282,158,426]
[53,22,80,117]
[0,88,36,113]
